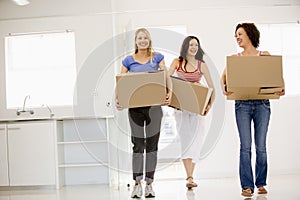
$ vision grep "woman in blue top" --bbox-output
[116,28,171,198]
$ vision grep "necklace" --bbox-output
[182,60,198,73]
[187,60,198,70]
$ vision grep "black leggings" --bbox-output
[128,106,162,182]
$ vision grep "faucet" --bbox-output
[16,95,34,115]
[22,95,30,111]
[42,104,54,118]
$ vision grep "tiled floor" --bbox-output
[0,174,299,200]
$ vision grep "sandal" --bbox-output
[241,188,253,197]
[186,177,198,189]
[258,186,268,194]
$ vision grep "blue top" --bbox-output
[122,52,164,72]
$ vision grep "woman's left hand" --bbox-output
[203,104,211,116]
[164,92,172,105]
[275,88,285,96]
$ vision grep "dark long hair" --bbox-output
[235,23,260,48]
[179,36,205,70]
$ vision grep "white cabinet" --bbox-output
[0,120,62,187]
[7,121,58,186]
[0,118,111,188]
[57,118,109,186]
[0,124,9,186]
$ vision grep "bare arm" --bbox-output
[220,67,227,94]
[202,63,215,104]
[220,66,233,96]
[120,65,129,74]
[159,59,172,105]
[168,58,179,76]
[167,58,181,103]
[115,65,129,110]
[200,63,215,115]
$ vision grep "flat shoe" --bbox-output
[241,188,253,197]
[258,186,268,194]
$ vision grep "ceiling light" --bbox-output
[12,0,30,6]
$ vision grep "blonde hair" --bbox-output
[134,28,153,60]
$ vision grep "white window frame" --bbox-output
[5,30,77,109]
[258,23,300,96]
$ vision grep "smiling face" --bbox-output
[135,30,151,51]
[187,38,199,57]
[235,27,251,48]
[180,36,204,61]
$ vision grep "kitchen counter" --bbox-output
[0,115,114,123]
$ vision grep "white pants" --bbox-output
[174,110,206,163]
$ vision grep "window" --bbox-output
[148,26,187,163]
[5,31,77,108]
[149,26,187,143]
[258,23,300,96]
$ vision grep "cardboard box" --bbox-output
[226,56,284,100]
[169,76,213,116]
[116,70,166,108]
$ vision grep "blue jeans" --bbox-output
[235,100,271,192]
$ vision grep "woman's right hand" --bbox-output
[163,92,172,105]
[222,84,233,96]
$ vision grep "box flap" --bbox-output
[259,87,284,94]
[226,87,280,100]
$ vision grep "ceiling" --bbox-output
[0,0,299,20]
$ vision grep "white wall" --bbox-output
[112,3,300,178]
[0,0,299,180]
[0,0,112,20]
[0,1,115,118]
